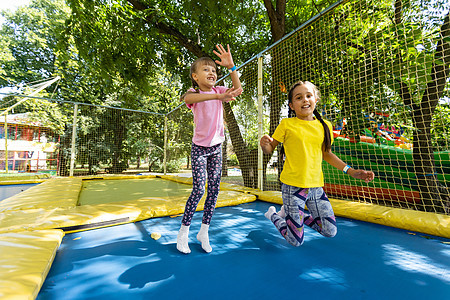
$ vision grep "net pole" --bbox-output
[257,56,264,190]
[69,104,78,177]
[4,112,8,173]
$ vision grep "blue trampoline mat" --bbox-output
[38,201,450,300]
[0,183,37,201]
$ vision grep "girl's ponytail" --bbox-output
[313,109,332,152]
[180,79,199,101]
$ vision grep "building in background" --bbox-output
[0,113,58,173]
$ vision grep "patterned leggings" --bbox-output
[269,183,337,246]
[181,143,222,226]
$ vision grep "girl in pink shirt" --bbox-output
[177,44,243,254]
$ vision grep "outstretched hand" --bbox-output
[220,87,243,102]
[213,44,235,69]
[260,134,273,147]
[260,134,276,154]
[349,169,375,183]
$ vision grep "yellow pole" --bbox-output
[257,56,263,190]
[69,104,78,177]
[4,112,8,173]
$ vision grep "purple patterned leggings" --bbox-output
[269,183,337,246]
[181,143,222,226]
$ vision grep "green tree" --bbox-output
[1,0,193,176]
[64,0,332,187]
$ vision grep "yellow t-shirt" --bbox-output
[272,117,334,188]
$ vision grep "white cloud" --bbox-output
[0,0,31,12]
[0,0,31,25]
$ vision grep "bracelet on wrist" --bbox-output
[228,65,237,73]
[343,165,351,174]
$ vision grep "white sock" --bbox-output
[278,205,286,218]
[177,225,191,254]
[197,223,212,253]
[264,206,277,220]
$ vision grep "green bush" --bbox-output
[151,159,182,173]
[228,154,239,166]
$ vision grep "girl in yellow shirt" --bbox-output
[260,81,374,246]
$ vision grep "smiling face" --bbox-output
[288,83,318,121]
[191,63,217,91]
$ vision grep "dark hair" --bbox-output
[288,81,332,152]
[181,57,217,101]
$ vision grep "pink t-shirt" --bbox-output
[186,86,229,147]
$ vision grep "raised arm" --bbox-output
[213,44,242,91]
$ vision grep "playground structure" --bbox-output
[0,76,61,174]
[333,112,412,149]
[326,113,449,205]
[0,113,58,172]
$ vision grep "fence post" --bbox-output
[69,103,78,177]
[257,55,264,190]
[164,115,167,175]
[4,112,8,173]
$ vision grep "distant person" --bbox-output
[177,44,242,254]
[260,81,374,246]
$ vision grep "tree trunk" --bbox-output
[412,12,450,213]
[222,134,228,177]
[57,125,71,176]
[111,111,127,173]
[223,102,257,188]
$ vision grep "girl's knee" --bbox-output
[192,184,206,195]
[287,238,304,247]
[322,226,337,238]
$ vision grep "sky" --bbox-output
[0,0,31,25]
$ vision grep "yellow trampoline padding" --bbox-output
[1,175,447,238]
[0,177,82,212]
[330,198,450,239]
[159,175,193,185]
[0,173,51,184]
[78,177,192,205]
[0,229,64,300]
[161,175,262,194]
[0,177,256,234]
[0,179,48,185]
[0,191,255,234]
[252,190,283,204]
[81,174,156,180]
